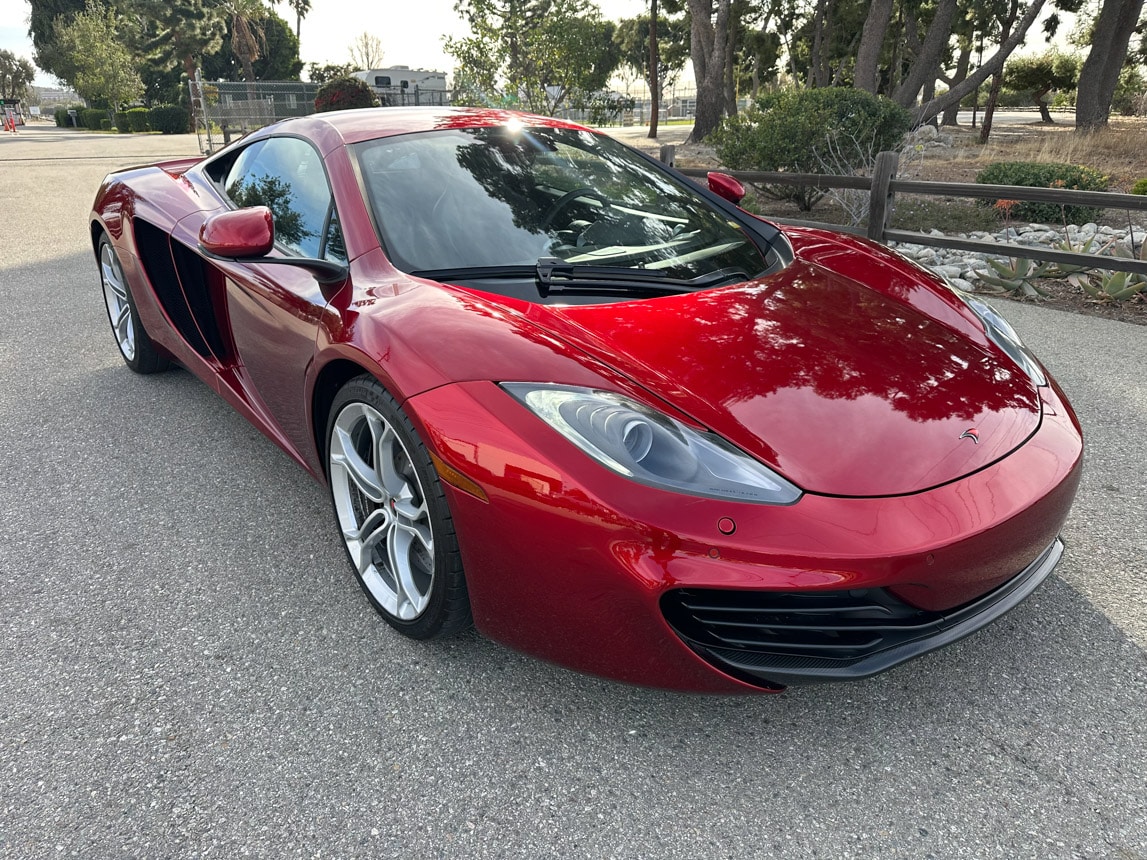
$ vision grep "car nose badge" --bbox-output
[960,428,980,444]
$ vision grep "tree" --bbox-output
[133,0,225,82]
[0,50,37,101]
[686,0,732,141]
[273,0,310,40]
[614,10,689,136]
[853,0,894,94]
[445,0,620,114]
[307,62,356,84]
[53,0,144,109]
[1075,0,1146,130]
[28,0,89,83]
[202,10,301,81]
[890,0,961,108]
[348,32,384,69]
[975,0,1023,143]
[220,0,269,87]
[1005,50,1079,122]
[909,0,1048,125]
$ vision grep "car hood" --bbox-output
[526,259,1042,498]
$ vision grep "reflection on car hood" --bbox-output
[531,259,1043,498]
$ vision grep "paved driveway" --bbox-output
[1,126,1145,859]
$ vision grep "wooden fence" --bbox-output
[659,147,1147,278]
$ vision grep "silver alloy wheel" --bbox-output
[99,242,136,361]
[329,401,435,621]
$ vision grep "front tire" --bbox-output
[326,375,471,639]
[97,234,169,374]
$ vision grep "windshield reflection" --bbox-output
[353,125,767,282]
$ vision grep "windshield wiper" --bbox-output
[536,259,752,297]
[410,260,750,299]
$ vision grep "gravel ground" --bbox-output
[1,125,1145,860]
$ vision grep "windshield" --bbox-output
[352,124,769,284]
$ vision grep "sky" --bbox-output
[0,0,648,87]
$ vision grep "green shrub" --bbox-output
[100,118,113,130]
[80,108,107,130]
[975,161,1109,224]
[53,107,69,127]
[126,107,150,132]
[710,88,911,210]
[148,105,190,134]
[1131,178,1147,195]
[314,76,378,112]
[114,111,131,132]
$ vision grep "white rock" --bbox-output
[950,277,975,291]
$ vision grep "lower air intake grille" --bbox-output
[662,587,940,666]
[659,539,1062,687]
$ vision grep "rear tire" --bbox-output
[98,234,169,374]
[326,375,471,639]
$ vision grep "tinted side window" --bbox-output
[223,137,346,262]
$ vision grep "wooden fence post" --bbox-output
[868,151,899,242]
[659,144,675,167]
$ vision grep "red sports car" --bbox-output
[91,107,1082,692]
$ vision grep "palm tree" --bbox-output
[222,0,269,97]
[274,0,311,41]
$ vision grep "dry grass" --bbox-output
[935,117,1147,190]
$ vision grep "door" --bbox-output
[214,135,349,457]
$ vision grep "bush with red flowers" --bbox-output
[314,76,379,112]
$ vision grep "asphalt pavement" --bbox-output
[1,125,1145,859]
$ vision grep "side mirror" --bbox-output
[708,171,746,205]
[199,206,348,286]
[199,206,274,258]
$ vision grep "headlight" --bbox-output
[932,275,1047,386]
[501,384,802,505]
[957,294,1047,386]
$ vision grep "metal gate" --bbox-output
[189,73,320,153]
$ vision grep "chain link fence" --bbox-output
[190,77,320,153]
[187,75,712,153]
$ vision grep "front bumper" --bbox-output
[661,537,1063,686]
[409,378,1083,693]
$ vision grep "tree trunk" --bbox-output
[723,19,737,117]
[808,0,830,87]
[1075,0,1146,131]
[892,0,958,108]
[978,1,1016,143]
[648,0,659,138]
[979,71,1003,143]
[686,0,731,143]
[854,0,895,94]
[940,46,971,125]
[911,0,1046,126]
[1034,86,1053,122]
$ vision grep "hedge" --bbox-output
[80,108,107,130]
[114,111,131,133]
[314,76,377,112]
[710,88,911,211]
[148,105,190,134]
[975,161,1109,224]
[126,107,150,132]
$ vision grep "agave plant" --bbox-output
[1080,236,1147,303]
[976,256,1053,298]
